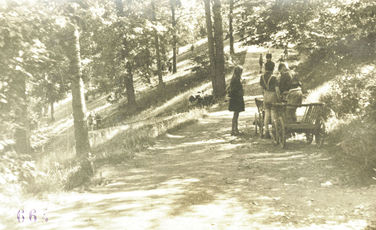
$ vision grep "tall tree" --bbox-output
[212,0,226,97]
[44,78,60,122]
[228,0,235,55]
[203,0,217,97]
[59,1,91,157]
[151,0,164,88]
[12,72,31,154]
[115,0,136,106]
[169,0,179,73]
[67,23,91,157]
[0,2,49,154]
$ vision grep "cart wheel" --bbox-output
[278,117,286,149]
[305,133,313,144]
[315,119,326,148]
[271,119,279,145]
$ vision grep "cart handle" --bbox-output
[272,102,324,107]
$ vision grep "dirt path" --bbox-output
[3,47,376,230]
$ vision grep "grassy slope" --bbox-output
[33,38,246,181]
[35,35,247,155]
[28,45,245,193]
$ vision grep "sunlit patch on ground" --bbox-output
[166,133,186,139]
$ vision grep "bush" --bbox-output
[191,53,210,76]
[0,151,44,195]
[330,119,376,161]
[320,65,376,119]
[191,53,235,76]
[320,65,376,179]
[63,159,93,190]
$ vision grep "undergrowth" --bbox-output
[318,64,376,183]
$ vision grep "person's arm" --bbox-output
[239,82,244,96]
[279,74,287,94]
[274,76,281,100]
[275,86,281,101]
[232,81,243,97]
[260,76,264,88]
[287,73,293,91]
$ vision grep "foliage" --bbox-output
[321,74,371,119]
[64,159,93,190]
[238,0,376,56]
[0,1,52,135]
[328,118,376,182]
[0,151,40,195]
[191,53,210,76]
[320,65,376,176]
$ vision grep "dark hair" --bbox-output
[232,66,243,81]
[278,62,289,71]
[266,53,272,59]
[230,66,243,87]
[228,66,243,96]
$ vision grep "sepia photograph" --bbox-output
[0,0,375,229]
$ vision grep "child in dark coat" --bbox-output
[228,66,245,136]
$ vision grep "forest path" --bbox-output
[5,47,376,230]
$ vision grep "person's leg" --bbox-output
[232,112,236,134]
[232,111,239,135]
[235,111,240,133]
[270,106,279,139]
[264,107,271,138]
[271,107,277,124]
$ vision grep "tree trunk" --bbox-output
[125,63,136,106]
[68,25,91,157]
[152,0,164,88]
[13,73,31,154]
[116,0,137,106]
[203,0,217,96]
[213,0,226,97]
[170,0,177,73]
[229,0,235,55]
[50,101,55,122]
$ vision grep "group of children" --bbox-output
[227,50,302,137]
[87,112,102,131]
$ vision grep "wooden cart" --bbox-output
[271,102,326,149]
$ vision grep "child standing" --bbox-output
[228,66,245,136]
[259,54,263,74]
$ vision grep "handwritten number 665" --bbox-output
[17,209,46,223]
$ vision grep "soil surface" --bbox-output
[2,47,376,230]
